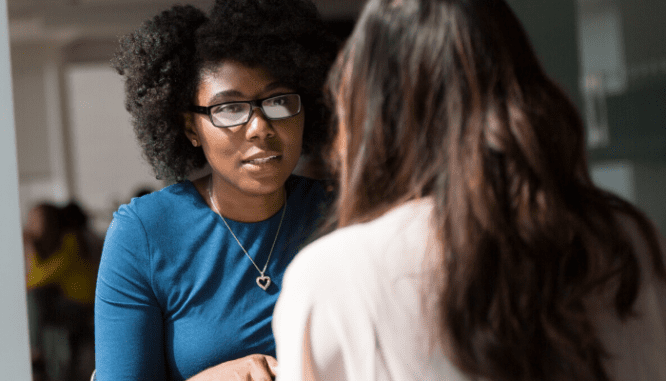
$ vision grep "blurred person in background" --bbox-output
[24,201,102,381]
[273,0,666,380]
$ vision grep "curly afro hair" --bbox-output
[112,0,339,181]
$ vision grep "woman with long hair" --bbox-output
[94,0,337,379]
[273,0,666,380]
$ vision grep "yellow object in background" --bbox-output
[25,232,96,305]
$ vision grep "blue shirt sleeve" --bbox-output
[94,205,166,381]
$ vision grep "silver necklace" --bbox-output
[207,178,286,291]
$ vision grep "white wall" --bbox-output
[0,0,33,377]
[66,63,163,234]
[13,43,72,224]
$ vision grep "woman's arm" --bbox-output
[94,207,166,380]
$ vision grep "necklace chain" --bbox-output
[207,177,287,284]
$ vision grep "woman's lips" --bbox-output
[242,155,280,164]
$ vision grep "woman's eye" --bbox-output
[266,96,287,107]
[218,104,244,114]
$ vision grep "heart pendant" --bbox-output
[256,275,271,291]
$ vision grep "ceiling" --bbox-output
[7,0,363,45]
[8,0,666,70]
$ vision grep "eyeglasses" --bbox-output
[190,93,302,128]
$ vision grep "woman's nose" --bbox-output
[245,107,276,141]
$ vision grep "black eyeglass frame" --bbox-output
[189,93,302,128]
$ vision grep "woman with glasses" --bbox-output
[273,0,666,380]
[94,0,337,379]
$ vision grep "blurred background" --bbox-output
[5,0,666,379]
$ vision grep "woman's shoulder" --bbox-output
[285,198,436,293]
[612,209,666,277]
[109,180,206,235]
[592,210,666,379]
[101,181,209,281]
[118,180,200,217]
[306,198,434,252]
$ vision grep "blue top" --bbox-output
[94,175,328,381]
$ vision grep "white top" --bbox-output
[273,198,666,380]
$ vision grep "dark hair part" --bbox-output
[327,0,665,380]
[112,0,338,181]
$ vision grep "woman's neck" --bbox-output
[194,175,286,223]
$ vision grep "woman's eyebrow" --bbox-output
[208,89,244,104]
[207,82,292,105]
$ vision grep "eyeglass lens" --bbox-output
[210,94,301,127]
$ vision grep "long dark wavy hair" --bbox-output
[326,0,665,380]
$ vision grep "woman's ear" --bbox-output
[183,113,200,147]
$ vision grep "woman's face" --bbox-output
[186,61,304,198]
